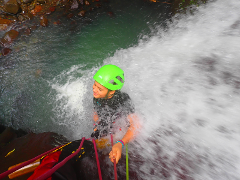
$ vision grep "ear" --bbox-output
[109,90,115,97]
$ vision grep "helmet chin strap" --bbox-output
[104,89,114,99]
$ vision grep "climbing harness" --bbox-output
[0,142,69,179]
[35,138,85,180]
[0,136,129,180]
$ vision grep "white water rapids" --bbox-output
[51,0,240,179]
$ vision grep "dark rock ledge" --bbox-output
[0,125,69,180]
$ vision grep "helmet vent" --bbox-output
[109,79,118,85]
[116,75,124,83]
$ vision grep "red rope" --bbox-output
[35,137,85,180]
[0,143,67,179]
[92,139,102,180]
[0,137,110,180]
[111,134,118,180]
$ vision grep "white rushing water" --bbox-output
[51,0,240,179]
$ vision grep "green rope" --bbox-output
[126,144,129,180]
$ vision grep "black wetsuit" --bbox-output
[91,90,135,138]
[29,91,135,180]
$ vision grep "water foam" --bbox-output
[103,0,240,179]
[52,0,240,179]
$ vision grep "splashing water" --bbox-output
[113,0,240,179]
[0,0,169,133]
[52,0,240,179]
[1,0,240,178]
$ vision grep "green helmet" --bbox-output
[94,64,124,90]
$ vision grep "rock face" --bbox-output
[0,127,136,180]
[4,0,20,14]
[0,127,17,146]
[0,30,19,47]
[0,19,13,31]
[0,131,68,180]
[21,0,34,4]
[78,10,86,17]
[40,16,48,27]
[30,5,42,15]
[1,48,12,56]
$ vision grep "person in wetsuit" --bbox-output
[27,65,138,180]
[91,64,139,164]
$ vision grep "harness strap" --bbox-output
[111,134,118,180]
[92,139,102,180]
[35,137,85,180]
[0,143,67,179]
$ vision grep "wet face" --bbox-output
[92,81,115,99]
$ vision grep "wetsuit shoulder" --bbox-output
[116,91,135,114]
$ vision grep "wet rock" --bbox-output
[53,20,61,25]
[0,127,16,146]
[0,132,68,180]
[0,14,18,21]
[1,48,12,56]
[27,12,34,19]
[85,0,89,5]
[17,13,30,21]
[28,3,35,10]
[22,27,31,36]
[31,5,42,15]
[230,20,240,29]
[0,125,5,134]
[37,0,46,4]
[45,10,52,15]
[0,6,4,13]
[0,19,13,31]
[0,30,19,47]
[21,0,33,4]
[4,0,21,14]
[70,20,76,25]
[67,13,74,18]
[40,16,48,27]
[30,25,37,30]
[71,0,78,9]
[46,4,57,14]
[78,10,86,17]
[28,11,34,17]
[20,4,28,13]
[49,6,56,12]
